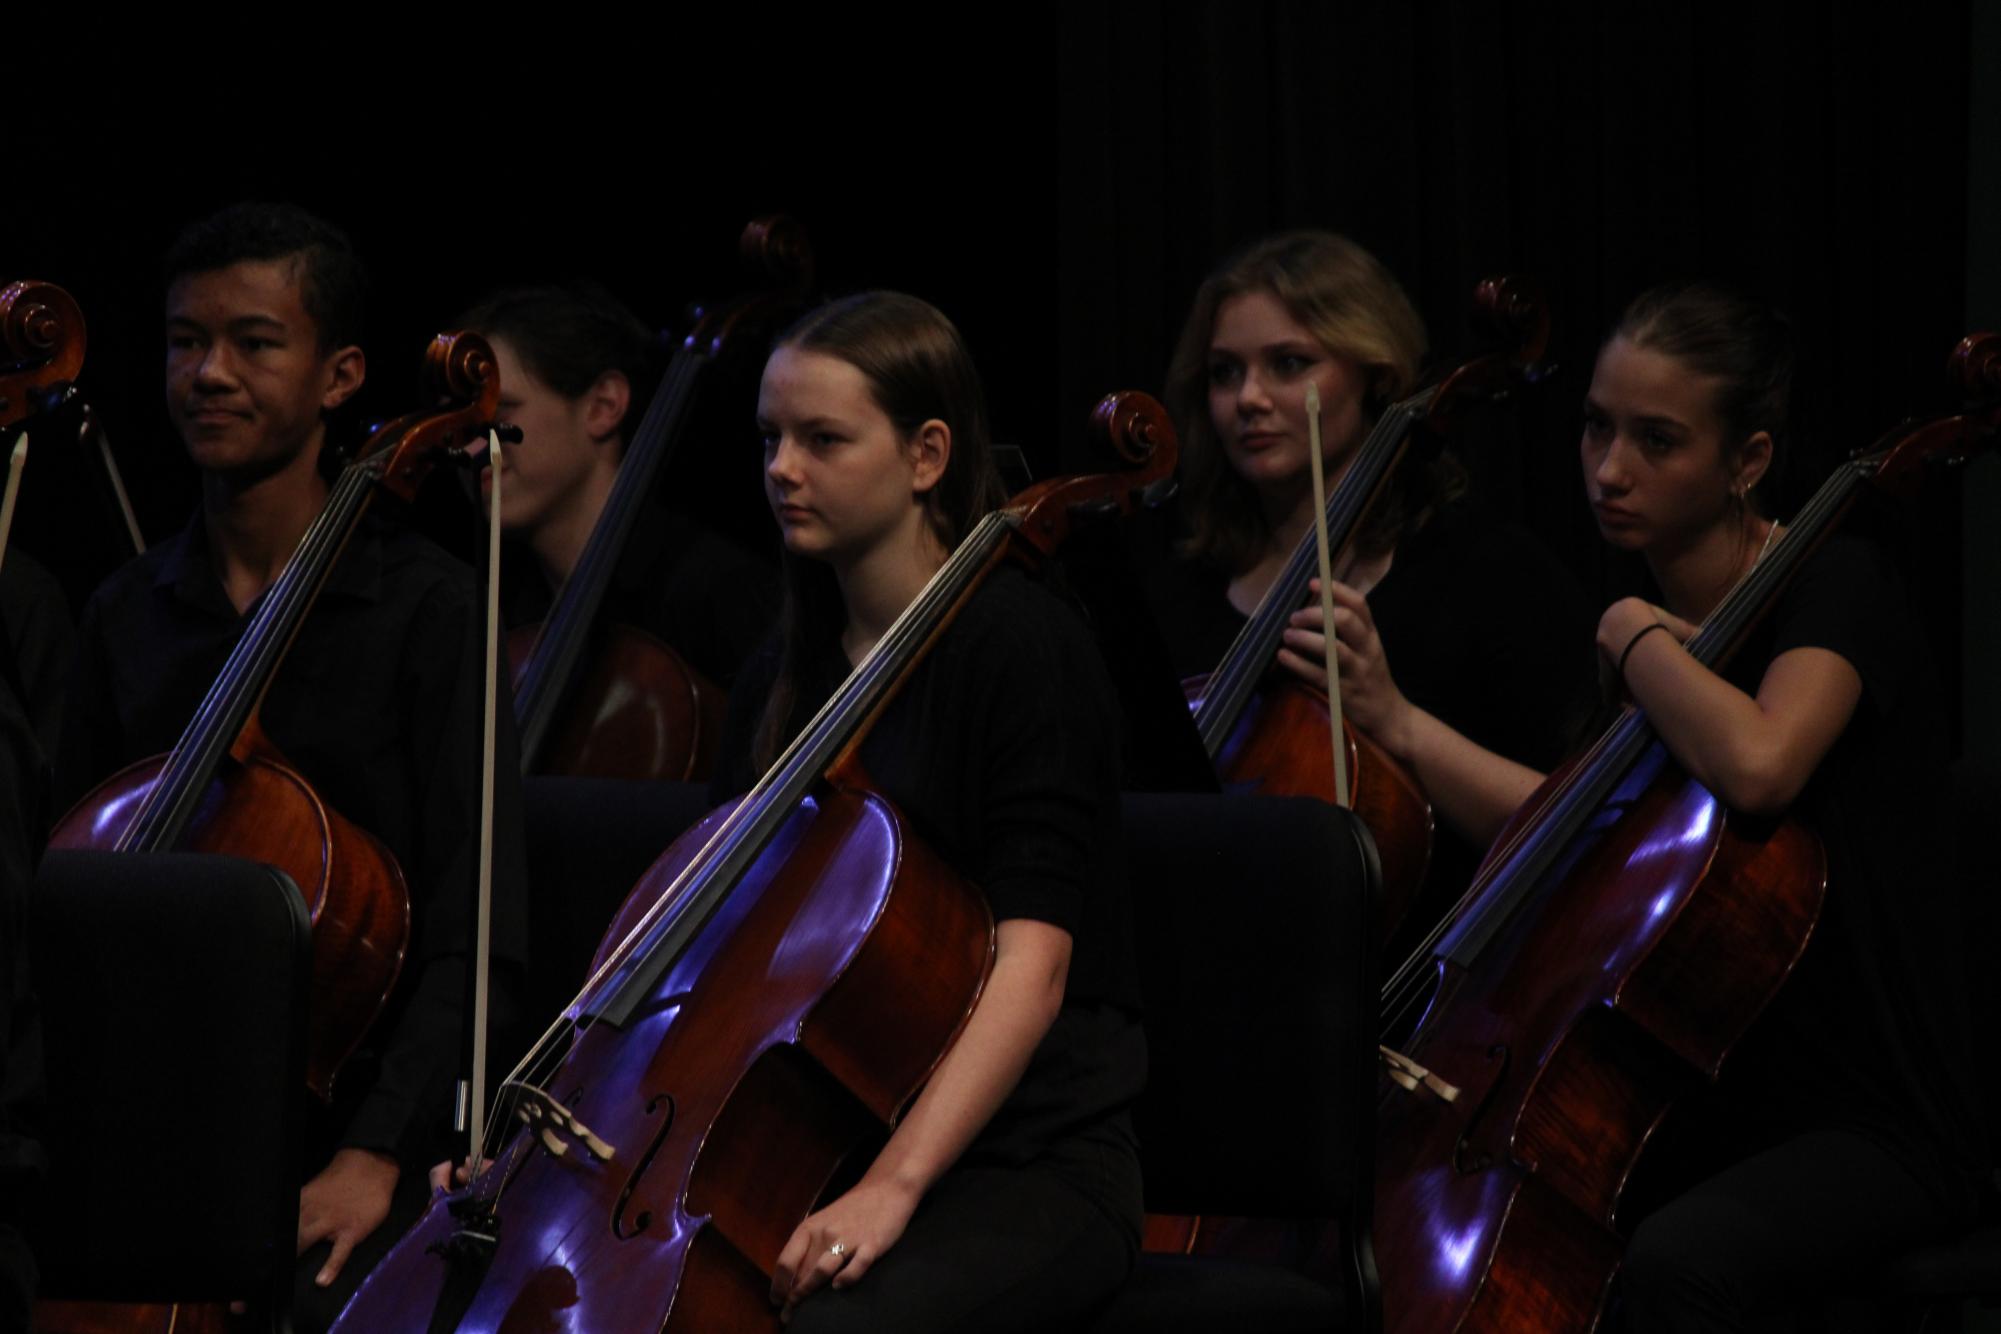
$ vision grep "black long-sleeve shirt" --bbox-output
[54,510,528,1171]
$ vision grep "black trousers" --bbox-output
[1618,1128,1950,1332]
[789,1122,1141,1334]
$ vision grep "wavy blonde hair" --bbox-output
[1165,231,1439,572]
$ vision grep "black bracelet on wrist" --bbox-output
[1617,620,1671,682]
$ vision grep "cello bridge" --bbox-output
[503,1081,619,1162]
[1379,1044,1462,1102]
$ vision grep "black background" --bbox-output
[8,7,1994,758]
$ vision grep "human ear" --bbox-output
[582,370,631,445]
[322,345,366,412]
[909,419,952,496]
[1733,429,1774,496]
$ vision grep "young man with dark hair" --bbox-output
[52,201,526,1330]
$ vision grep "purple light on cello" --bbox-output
[1628,796,1716,869]
[1437,1220,1485,1280]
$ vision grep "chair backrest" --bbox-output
[517,778,713,1032]
[1121,793,1381,1218]
[28,850,310,1311]
[1953,761,2001,1147]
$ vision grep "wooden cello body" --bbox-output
[1196,678,1434,930]
[1373,752,1824,1330]
[50,720,411,1097]
[509,620,727,782]
[1368,332,2001,1332]
[333,392,1176,1334]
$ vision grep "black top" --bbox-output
[502,503,777,690]
[712,567,1146,1165]
[0,550,75,761]
[1149,492,1598,913]
[1718,535,1986,1220]
[54,511,529,1170]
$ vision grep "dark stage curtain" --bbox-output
[1058,1,1974,709]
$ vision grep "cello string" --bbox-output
[121,461,374,851]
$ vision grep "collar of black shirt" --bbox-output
[152,509,388,618]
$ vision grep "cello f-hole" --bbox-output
[612,1093,677,1239]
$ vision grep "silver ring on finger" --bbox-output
[828,1241,848,1259]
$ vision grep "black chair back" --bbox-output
[517,778,713,1034]
[1117,792,1382,1327]
[29,850,309,1320]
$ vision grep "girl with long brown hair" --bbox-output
[714,291,1145,1332]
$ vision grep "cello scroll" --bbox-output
[373,331,503,501]
[688,214,817,355]
[1,280,85,427]
[1859,330,2001,497]
[1419,275,1550,434]
[1010,389,1179,553]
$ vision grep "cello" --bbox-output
[1368,330,2001,1332]
[334,390,1176,1333]
[1188,275,1550,946]
[508,217,811,781]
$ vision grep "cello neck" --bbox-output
[114,461,380,852]
[512,341,710,770]
[580,508,1019,1028]
[1193,388,1436,755]
[1679,457,1873,670]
